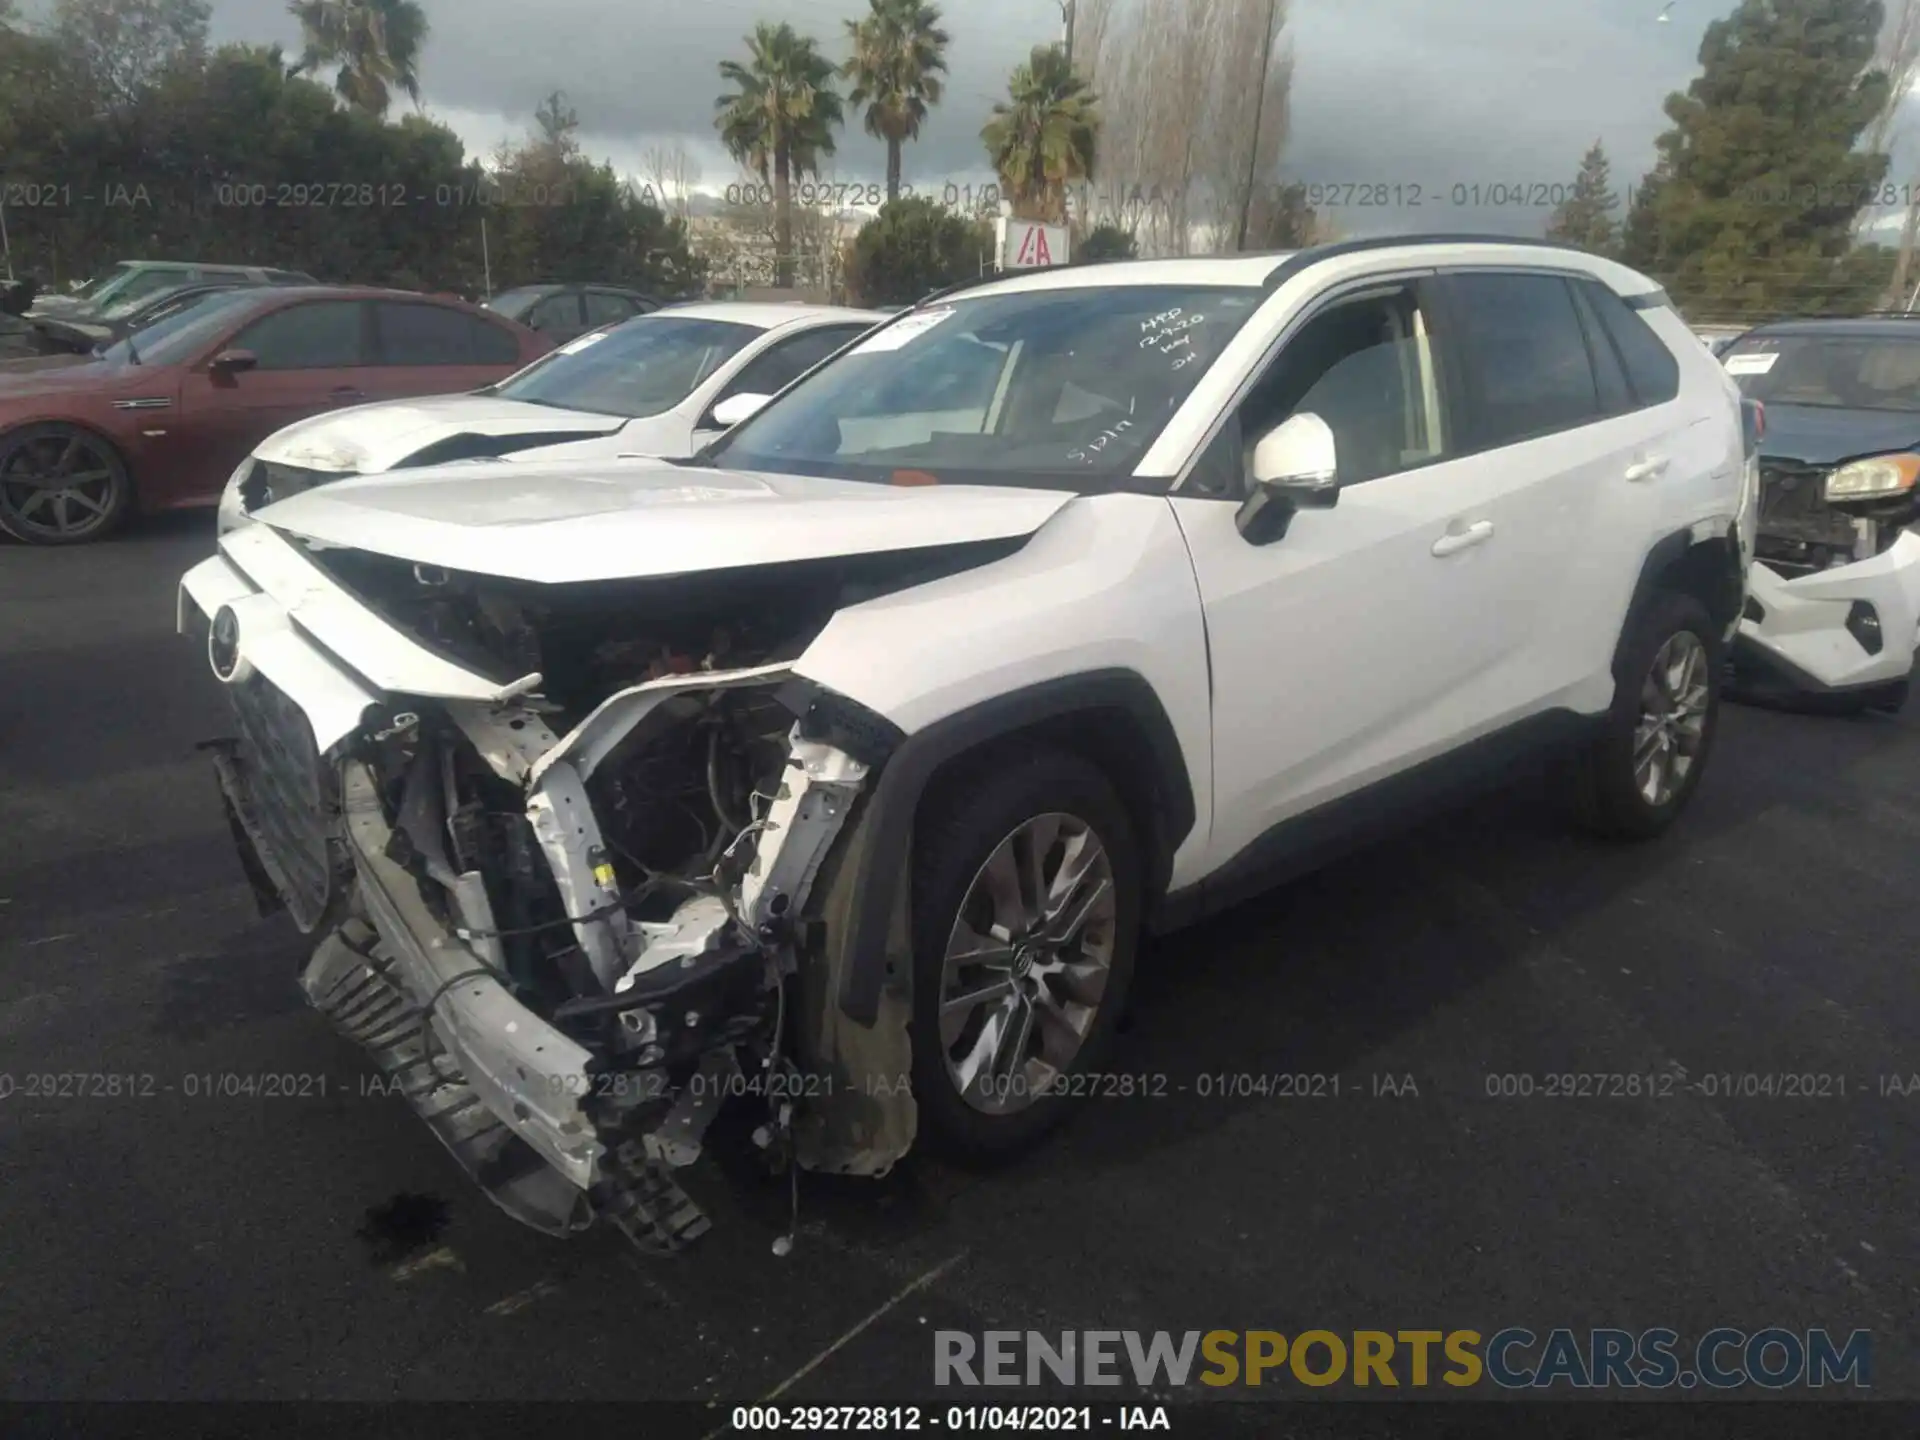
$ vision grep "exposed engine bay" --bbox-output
[193,535,1020,1250]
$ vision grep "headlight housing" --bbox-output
[215,458,254,535]
[1824,453,1920,502]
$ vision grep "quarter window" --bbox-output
[1447,272,1600,446]
[1581,280,1681,406]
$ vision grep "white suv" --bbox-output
[179,239,1751,1244]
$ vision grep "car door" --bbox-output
[367,299,531,400]
[170,297,378,493]
[1434,268,1701,713]
[688,323,873,444]
[1169,270,1594,874]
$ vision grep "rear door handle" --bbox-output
[1625,454,1671,483]
[1431,519,1495,557]
[330,386,365,403]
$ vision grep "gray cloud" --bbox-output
[203,0,1919,235]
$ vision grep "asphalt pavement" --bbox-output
[5,514,1920,1407]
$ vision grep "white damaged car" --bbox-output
[215,302,884,532]
[1722,317,1920,713]
[180,241,1749,1247]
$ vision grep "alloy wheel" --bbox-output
[1634,629,1710,807]
[937,811,1118,1115]
[0,431,122,542]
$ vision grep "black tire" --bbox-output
[0,422,133,545]
[1559,590,1722,840]
[908,744,1142,1163]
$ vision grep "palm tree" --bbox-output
[288,0,428,117]
[981,44,1097,223]
[715,22,845,288]
[842,0,950,204]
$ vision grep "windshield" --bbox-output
[1723,333,1920,412]
[494,314,760,417]
[70,264,135,302]
[706,285,1262,488]
[98,290,262,366]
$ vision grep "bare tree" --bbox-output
[642,140,702,223]
[1198,0,1291,250]
[1069,0,1293,256]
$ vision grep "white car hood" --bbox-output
[255,394,630,475]
[254,455,1079,584]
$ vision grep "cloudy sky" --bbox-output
[198,0,1911,235]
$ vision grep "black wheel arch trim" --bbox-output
[800,668,1198,1028]
[1626,519,1744,648]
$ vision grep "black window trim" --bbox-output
[222,296,373,371]
[1169,266,1458,498]
[1431,265,1622,457]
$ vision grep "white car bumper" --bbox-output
[1735,530,1920,692]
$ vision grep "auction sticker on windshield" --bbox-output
[558,331,609,355]
[1724,352,1779,375]
[853,306,955,353]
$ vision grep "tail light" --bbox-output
[1741,399,1765,456]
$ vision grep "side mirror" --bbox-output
[209,348,258,377]
[709,391,772,429]
[1234,412,1339,545]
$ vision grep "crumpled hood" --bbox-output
[255,394,630,475]
[1760,404,1920,468]
[255,454,1079,583]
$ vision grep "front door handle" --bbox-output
[1431,519,1495,557]
[1625,454,1671,483]
[329,386,365,403]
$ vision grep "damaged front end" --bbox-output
[1737,455,1920,698]
[178,524,980,1248]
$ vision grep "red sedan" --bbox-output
[0,285,551,544]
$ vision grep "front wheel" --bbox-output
[0,423,132,545]
[1559,590,1722,840]
[909,746,1142,1163]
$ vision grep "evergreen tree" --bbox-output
[1546,141,1619,254]
[1622,0,1893,319]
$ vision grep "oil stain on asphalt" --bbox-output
[356,1191,451,1267]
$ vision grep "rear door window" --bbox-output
[1445,271,1601,447]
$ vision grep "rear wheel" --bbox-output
[0,423,132,545]
[909,746,1142,1162]
[1560,590,1721,840]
